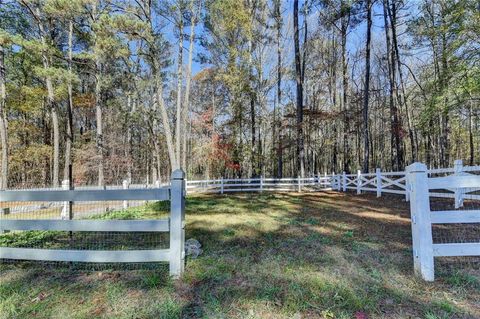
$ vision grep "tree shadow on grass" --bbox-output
[1,192,479,319]
[179,192,480,318]
[0,263,183,318]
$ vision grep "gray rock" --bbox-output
[185,238,202,259]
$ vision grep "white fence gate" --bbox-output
[0,170,186,278]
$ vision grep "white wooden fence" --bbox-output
[186,175,333,194]
[406,162,480,281]
[0,169,186,278]
[333,160,480,204]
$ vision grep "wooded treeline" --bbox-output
[0,0,478,188]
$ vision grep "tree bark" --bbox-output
[469,102,474,165]
[389,1,416,162]
[0,45,8,189]
[182,0,199,171]
[341,4,350,172]
[155,74,177,169]
[293,0,305,177]
[36,8,60,187]
[383,0,403,170]
[144,0,178,170]
[95,57,105,186]
[274,0,283,178]
[329,32,338,172]
[64,19,74,181]
[362,0,372,173]
[175,7,184,168]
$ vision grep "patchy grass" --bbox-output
[1,192,479,318]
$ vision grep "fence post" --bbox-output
[260,175,263,193]
[357,170,362,194]
[342,172,346,192]
[298,176,301,193]
[221,177,224,194]
[61,179,70,219]
[405,172,410,202]
[454,159,464,209]
[1,207,9,216]
[0,207,9,234]
[122,179,129,209]
[406,162,434,281]
[376,168,382,197]
[170,169,185,278]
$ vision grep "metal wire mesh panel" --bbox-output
[0,196,170,270]
[429,168,480,275]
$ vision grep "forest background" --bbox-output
[0,0,478,188]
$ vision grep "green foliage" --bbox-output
[91,201,169,220]
[208,0,252,38]
[0,230,59,248]
[443,270,480,289]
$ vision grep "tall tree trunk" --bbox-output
[155,74,177,169]
[468,102,474,165]
[387,0,413,164]
[293,0,305,177]
[126,95,134,182]
[182,0,200,171]
[330,33,338,172]
[439,13,449,167]
[383,0,403,170]
[175,9,184,168]
[64,19,74,181]
[90,4,105,186]
[249,92,256,177]
[341,6,350,173]
[389,4,416,161]
[0,45,8,189]
[247,0,256,177]
[362,0,372,173]
[95,58,104,186]
[274,0,283,178]
[36,9,60,187]
[143,1,177,170]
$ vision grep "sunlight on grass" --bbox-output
[1,192,479,318]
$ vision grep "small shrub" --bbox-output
[343,230,354,238]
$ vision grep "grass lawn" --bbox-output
[1,192,479,318]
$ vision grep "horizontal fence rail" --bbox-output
[0,219,170,232]
[0,248,170,263]
[0,188,170,202]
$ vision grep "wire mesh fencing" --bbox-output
[0,192,172,271]
[429,168,480,276]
